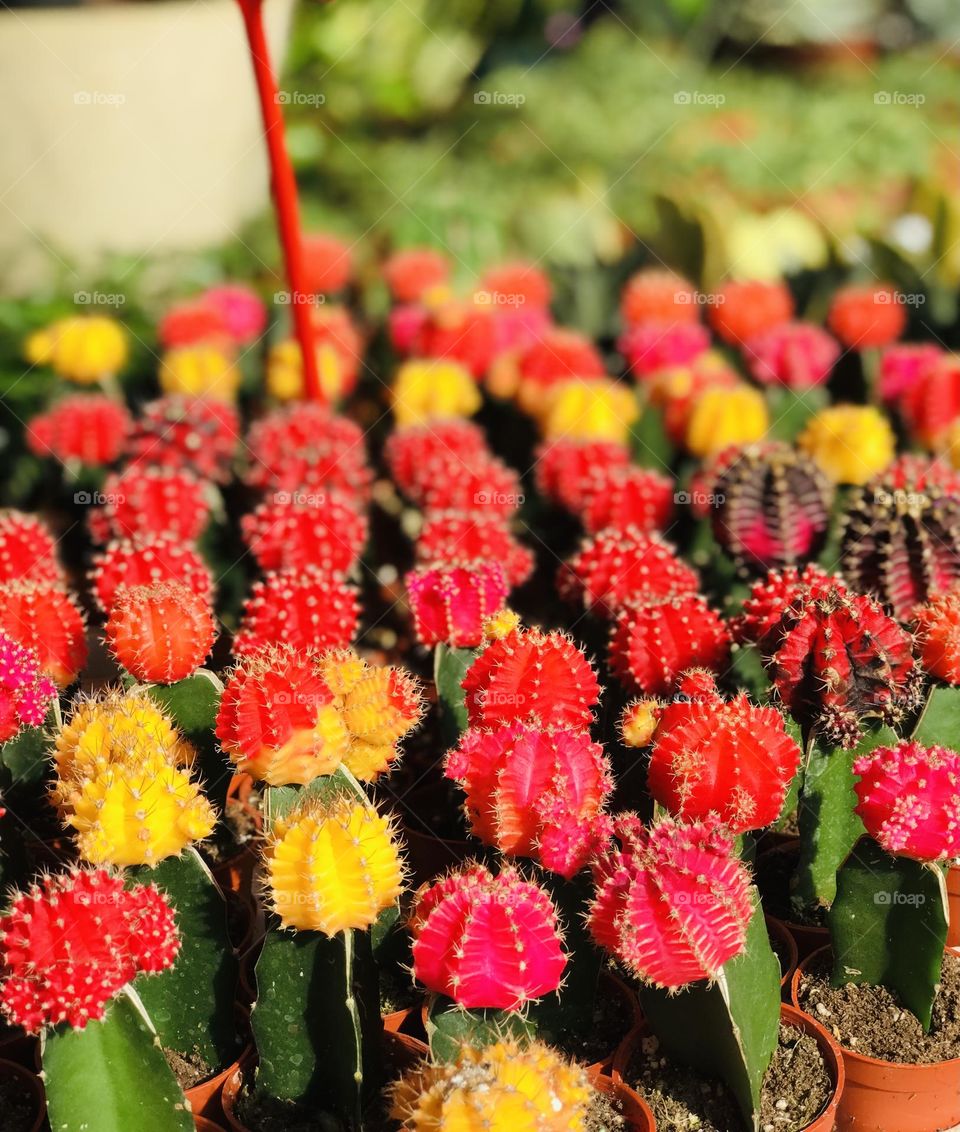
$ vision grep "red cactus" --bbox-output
[577,465,675,536]
[853,740,960,861]
[105,581,216,683]
[647,672,801,832]
[559,527,700,617]
[620,269,699,327]
[462,625,600,731]
[0,632,56,744]
[233,566,360,658]
[410,863,567,1010]
[619,322,711,379]
[609,594,732,697]
[90,533,213,614]
[417,455,523,518]
[707,280,794,346]
[410,300,497,377]
[406,562,509,649]
[513,327,606,392]
[0,511,63,585]
[241,489,368,575]
[733,563,840,653]
[0,869,179,1032]
[0,581,87,687]
[415,511,534,587]
[878,343,942,404]
[445,721,614,877]
[301,231,352,293]
[534,438,631,513]
[383,247,450,303]
[913,589,960,684]
[480,261,552,312]
[588,815,753,988]
[26,394,131,466]
[126,396,240,483]
[827,284,906,350]
[898,355,960,448]
[159,300,229,349]
[385,420,489,500]
[93,465,211,544]
[769,584,918,748]
[742,321,840,389]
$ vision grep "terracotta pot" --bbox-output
[755,840,829,960]
[591,1073,655,1131]
[766,914,800,997]
[186,1046,253,1122]
[791,946,960,1131]
[194,1117,226,1132]
[947,863,960,949]
[400,783,472,888]
[0,1057,45,1132]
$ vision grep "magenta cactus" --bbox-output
[444,721,614,878]
[410,862,567,1010]
[853,739,960,861]
[588,815,753,989]
[0,632,57,744]
[405,562,509,648]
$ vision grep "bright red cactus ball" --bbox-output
[126,396,240,484]
[828,283,907,350]
[105,581,216,684]
[159,298,229,349]
[535,438,631,513]
[406,562,509,649]
[91,533,213,614]
[577,465,675,536]
[480,261,552,311]
[621,269,699,327]
[232,566,360,658]
[410,863,567,1010]
[416,511,534,588]
[301,231,353,294]
[0,511,63,585]
[914,589,960,685]
[0,581,87,687]
[707,279,794,346]
[853,740,960,861]
[383,247,450,304]
[94,465,211,545]
[27,394,132,467]
[242,489,368,575]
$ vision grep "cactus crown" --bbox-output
[914,587,960,684]
[0,510,63,584]
[90,533,213,614]
[406,562,509,649]
[105,580,216,684]
[0,632,56,744]
[0,579,88,688]
[241,489,368,575]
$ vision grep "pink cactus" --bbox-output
[741,321,840,389]
[619,321,711,379]
[406,562,509,649]
[445,722,614,877]
[588,815,753,988]
[410,863,567,1009]
[854,740,960,861]
[0,632,56,744]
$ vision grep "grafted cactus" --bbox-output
[105,581,216,684]
[406,562,509,648]
[0,632,55,743]
[90,533,212,614]
[0,579,87,687]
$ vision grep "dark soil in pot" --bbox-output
[585,1086,631,1130]
[796,950,960,1063]
[540,982,634,1067]
[0,1063,41,1132]
[623,1022,832,1132]
[754,845,826,927]
[166,1045,216,1091]
[235,1088,339,1132]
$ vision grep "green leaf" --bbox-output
[830,839,948,1031]
[426,998,537,1064]
[0,724,50,792]
[129,849,238,1068]
[637,892,780,1131]
[795,727,897,909]
[42,990,193,1132]
[434,644,473,745]
[912,686,960,747]
[630,394,673,472]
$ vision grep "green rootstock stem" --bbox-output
[830,838,948,1031]
[434,643,474,746]
[912,685,960,747]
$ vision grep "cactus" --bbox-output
[90,533,213,614]
[25,314,128,383]
[619,697,662,748]
[914,587,960,683]
[840,462,960,619]
[416,511,535,587]
[407,306,496,381]
[391,358,483,426]
[647,671,801,832]
[410,862,567,1010]
[559,525,699,616]
[389,1038,592,1130]
[732,563,838,653]
[445,721,613,878]
[0,510,64,584]
[576,464,675,536]
[127,396,239,483]
[406,562,509,648]
[588,815,753,988]
[91,465,211,544]
[620,267,699,325]
[0,579,87,687]
[241,488,368,575]
[105,580,217,684]
[415,454,522,518]
[0,632,56,744]
[827,283,906,349]
[769,583,918,747]
[506,327,606,413]
[215,646,350,784]
[27,393,132,466]
[608,593,732,697]
[232,565,360,657]
[619,321,711,379]
[383,247,450,301]
[461,625,599,731]
[741,321,840,389]
[707,279,793,345]
[878,342,942,403]
[385,420,489,502]
[797,404,895,486]
[898,355,960,447]
[534,437,631,513]
[707,442,834,573]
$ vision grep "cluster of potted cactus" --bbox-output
[1,250,959,1132]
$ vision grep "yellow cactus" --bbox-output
[159,344,240,402]
[25,317,128,384]
[685,383,769,457]
[620,699,662,748]
[390,1039,592,1131]
[541,378,638,444]
[483,608,521,641]
[317,648,369,698]
[266,796,404,935]
[266,339,349,403]
[339,667,424,747]
[392,359,481,427]
[67,752,215,867]
[240,702,352,787]
[797,403,895,485]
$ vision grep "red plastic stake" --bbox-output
[235,0,323,402]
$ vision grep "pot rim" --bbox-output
[765,913,800,989]
[591,1070,656,1132]
[0,1056,46,1132]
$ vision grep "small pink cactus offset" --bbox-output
[410,862,567,1009]
[853,740,960,861]
[0,632,56,743]
[0,868,179,1032]
[588,815,753,988]
[647,671,801,833]
[406,562,509,648]
[461,625,599,730]
[445,722,614,878]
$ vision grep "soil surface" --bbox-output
[625,1022,832,1132]
[0,1064,40,1132]
[165,1045,215,1091]
[236,1088,342,1131]
[585,1087,628,1130]
[541,982,634,1066]
[797,950,960,1063]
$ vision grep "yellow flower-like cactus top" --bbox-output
[797,403,895,485]
[25,317,128,384]
[266,795,404,935]
[159,345,240,402]
[483,608,522,641]
[685,383,769,458]
[390,1039,592,1132]
[266,339,350,403]
[541,378,638,444]
[392,359,481,427]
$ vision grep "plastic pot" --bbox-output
[791,946,960,1131]
[591,1073,655,1132]
[766,914,800,997]
[186,1047,252,1123]
[947,862,960,949]
[0,1057,46,1132]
